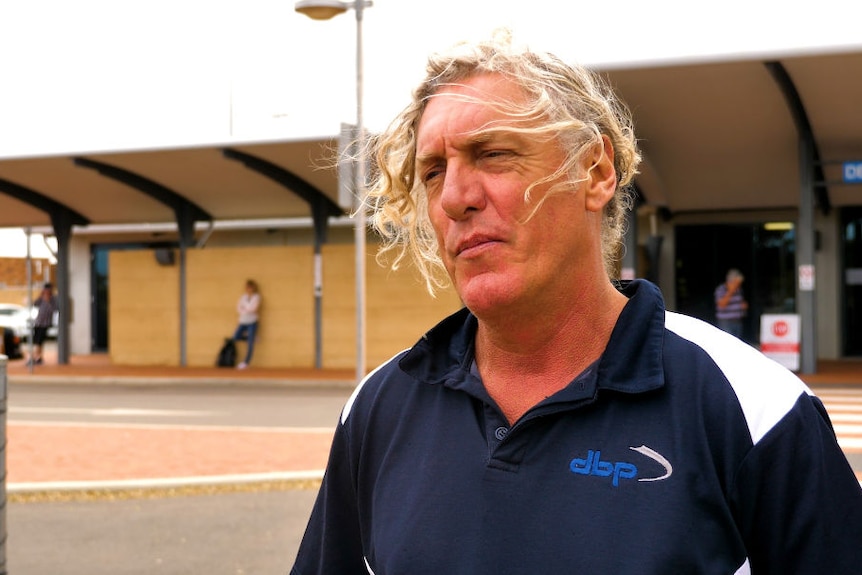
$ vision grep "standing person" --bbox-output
[28,282,58,366]
[232,279,260,369]
[715,268,748,339]
[291,32,862,574]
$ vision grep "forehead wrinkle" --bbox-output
[416,125,491,161]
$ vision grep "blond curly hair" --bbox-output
[365,31,641,295]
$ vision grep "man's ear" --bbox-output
[584,135,617,213]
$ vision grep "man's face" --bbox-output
[416,73,598,319]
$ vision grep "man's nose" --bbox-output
[439,162,486,220]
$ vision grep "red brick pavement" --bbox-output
[7,425,334,484]
[4,351,353,487]
[3,353,861,487]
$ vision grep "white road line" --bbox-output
[7,470,326,493]
[822,403,862,413]
[838,437,862,450]
[833,423,862,434]
[8,420,335,434]
[812,388,862,454]
[812,388,862,395]
[820,396,862,404]
[829,413,862,423]
[10,406,222,417]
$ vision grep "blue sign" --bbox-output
[844,162,862,183]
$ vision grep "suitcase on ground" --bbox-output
[216,338,237,367]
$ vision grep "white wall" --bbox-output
[68,237,92,356]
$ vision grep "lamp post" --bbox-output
[295,0,372,383]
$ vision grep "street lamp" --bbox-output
[295,0,372,383]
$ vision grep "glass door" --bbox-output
[674,222,796,346]
[842,208,862,356]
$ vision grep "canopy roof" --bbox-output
[1,48,860,235]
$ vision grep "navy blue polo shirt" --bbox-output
[292,280,862,575]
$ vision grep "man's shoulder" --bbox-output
[339,349,415,425]
[664,311,809,444]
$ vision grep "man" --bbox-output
[28,282,58,366]
[715,268,748,339]
[291,32,862,574]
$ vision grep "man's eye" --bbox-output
[480,149,512,160]
[422,167,444,183]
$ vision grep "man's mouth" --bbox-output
[454,233,501,257]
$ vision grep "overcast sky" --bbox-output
[1,0,860,159]
[0,0,860,255]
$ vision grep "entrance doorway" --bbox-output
[674,223,796,345]
[90,242,177,352]
[841,208,862,356]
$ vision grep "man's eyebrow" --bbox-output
[415,151,441,167]
[415,129,517,164]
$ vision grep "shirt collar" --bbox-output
[400,279,666,396]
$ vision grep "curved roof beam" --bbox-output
[764,61,831,216]
[0,177,90,364]
[73,157,212,247]
[0,176,90,229]
[222,148,344,244]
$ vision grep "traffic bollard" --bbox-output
[0,355,7,575]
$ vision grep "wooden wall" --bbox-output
[109,244,463,369]
[0,257,55,289]
[0,257,57,306]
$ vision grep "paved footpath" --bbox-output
[3,353,356,495]
[6,423,335,490]
[1,356,359,574]
[2,357,862,575]
[2,355,862,493]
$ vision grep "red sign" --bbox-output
[760,314,800,371]
[772,321,789,337]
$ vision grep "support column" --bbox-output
[621,204,638,281]
[0,355,8,575]
[51,211,75,365]
[798,138,817,374]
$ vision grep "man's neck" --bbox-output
[473,282,628,424]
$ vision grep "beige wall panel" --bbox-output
[0,287,57,307]
[367,259,462,367]
[108,243,461,369]
[109,250,179,365]
[0,288,32,306]
[322,243,463,370]
[186,246,315,368]
[321,244,358,368]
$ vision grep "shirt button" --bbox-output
[494,426,509,441]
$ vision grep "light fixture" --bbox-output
[294,0,349,20]
[764,222,794,231]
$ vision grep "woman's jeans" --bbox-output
[232,322,258,364]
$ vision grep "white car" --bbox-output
[0,303,59,340]
[0,303,32,339]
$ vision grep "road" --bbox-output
[3,381,861,575]
[7,381,861,479]
[815,385,862,479]
[7,381,354,429]
[5,382,354,575]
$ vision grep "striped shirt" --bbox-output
[715,283,747,321]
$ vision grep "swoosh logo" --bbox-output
[630,445,673,482]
